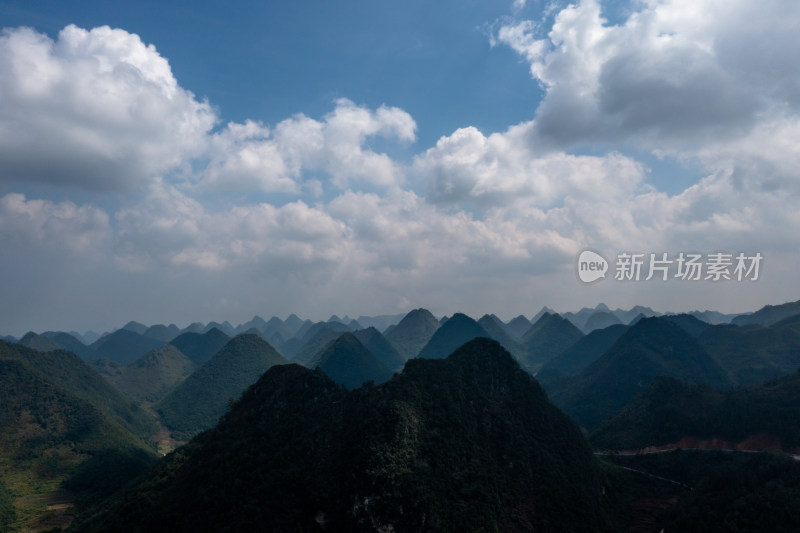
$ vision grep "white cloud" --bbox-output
[494,0,800,148]
[414,121,646,207]
[201,98,416,192]
[0,193,110,253]
[0,25,216,191]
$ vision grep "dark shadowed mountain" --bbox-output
[41,331,93,359]
[384,308,441,361]
[519,312,584,371]
[550,317,730,430]
[157,334,288,440]
[417,313,489,360]
[477,314,525,359]
[168,327,231,367]
[591,371,800,451]
[662,313,713,337]
[106,345,196,403]
[75,339,613,533]
[291,325,347,366]
[312,333,394,389]
[504,315,532,339]
[697,321,800,386]
[353,327,405,372]
[142,324,180,343]
[90,330,165,366]
[538,324,628,379]
[18,331,62,352]
[581,311,623,333]
[732,299,800,327]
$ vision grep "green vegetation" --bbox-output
[352,327,405,372]
[592,370,800,450]
[0,341,156,439]
[0,359,156,531]
[606,450,800,532]
[384,308,440,360]
[167,327,230,366]
[416,312,488,359]
[549,317,729,430]
[698,321,800,386]
[156,334,288,440]
[105,345,196,403]
[519,312,584,371]
[0,478,15,533]
[89,330,164,366]
[314,332,394,389]
[74,338,617,532]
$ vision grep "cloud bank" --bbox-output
[1,1,799,333]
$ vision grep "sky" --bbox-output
[1,0,799,335]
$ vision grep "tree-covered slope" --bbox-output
[156,334,288,440]
[75,338,616,533]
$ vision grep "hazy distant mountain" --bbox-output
[90,329,165,366]
[41,331,93,359]
[0,340,156,439]
[283,314,305,336]
[18,331,62,352]
[477,314,525,359]
[592,371,800,452]
[168,327,231,366]
[157,334,288,440]
[581,311,622,333]
[519,313,584,371]
[355,313,405,332]
[384,308,440,360]
[550,317,730,429]
[698,321,800,386]
[121,321,149,336]
[530,306,555,324]
[732,299,800,327]
[538,324,628,379]
[181,322,205,334]
[504,315,532,339]
[313,333,394,389]
[238,315,269,335]
[627,312,647,326]
[1,335,17,343]
[142,324,180,343]
[353,327,405,372]
[417,312,489,359]
[290,325,347,366]
[203,321,235,336]
[613,305,659,324]
[563,305,610,330]
[80,339,612,532]
[107,345,196,403]
[688,310,738,325]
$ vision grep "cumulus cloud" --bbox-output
[0,193,110,253]
[202,99,416,192]
[494,0,800,148]
[414,122,646,207]
[0,25,216,191]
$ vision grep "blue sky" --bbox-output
[0,0,798,334]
